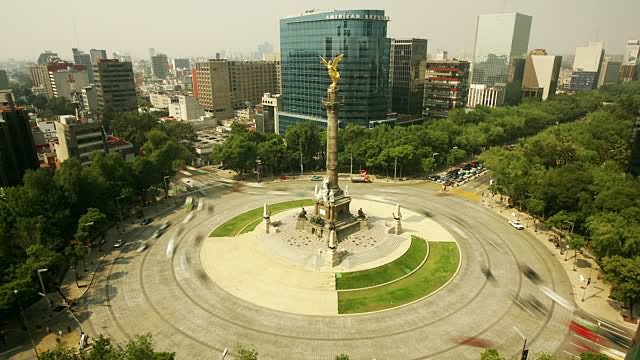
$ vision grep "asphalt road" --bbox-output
[78,178,575,360]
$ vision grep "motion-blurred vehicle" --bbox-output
[113,239,125,248]
[310,175,323,181]
[159,223,170,231]
[140,218,153,225]
[509,219,525,230]
[136,242,148,253]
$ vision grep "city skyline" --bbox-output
[1,0,639,61]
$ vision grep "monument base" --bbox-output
[301,193,363,244]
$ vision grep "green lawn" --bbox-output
[336,236,428,290]
[337,241,460,314]
[210,199,314,237]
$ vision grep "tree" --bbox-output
[236,345,259,360]
[335,354,350,360]
[75,208,108,245]
[39,334,175,359]
[579,353,609,360]
[479,349,504,360]
[212,132,257,176]
[601,256,640,317]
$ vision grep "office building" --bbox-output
[37,50,59,65]
[173,58,191,71]
[255,93,281,133]
[93,59,137,118]
[54,115,106,165]
[598,57,621,88]
[389,38,428,115]
[30,64,53,97]
[169,95,205,121]
[81,86,98,120]
[569,41,604,92]
[468,12,532,108]
[90,49,107,65]
[151,54,169,79]
[0,70,8,90]
[48,63,90,100]
[150,93,171,109]
[423,58,470,118]
[73,48,94,82]
[0,91,39,187]
[521,49,562,101]
[279,9,391,134]
[620,40,640,82]
[505,58,526,104]
[72,48,92,66]
[194,59,279,119]
[29,63,89,100]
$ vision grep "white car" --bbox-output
[509,220,525,230]
[159,223,170,231]
[113,239,125,248]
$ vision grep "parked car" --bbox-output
[141,218,153,225]
[509,220,525,230]
[114,239,125,248]
[310,175,323,181]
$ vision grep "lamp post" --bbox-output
[256,159,262,182]
[14,290,39,359]
[115,194,125,233]
[163,176,171,199]
[36,268,51,308]
[513,326,528,360]
[394,156,398,182]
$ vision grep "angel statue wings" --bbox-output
[320,54,344,91]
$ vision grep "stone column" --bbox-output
[325,90,339,190]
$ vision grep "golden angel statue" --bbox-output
[320,54,344,91]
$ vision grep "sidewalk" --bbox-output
[6,199,183,359]
[481,193,637,332]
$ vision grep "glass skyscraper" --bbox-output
[471,13,532,87]
[279,10,391,135]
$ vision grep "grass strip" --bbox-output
[336,236,428,290]
[337,241,459,314]
[210,199,314,237]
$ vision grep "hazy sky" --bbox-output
[2,0,639,61]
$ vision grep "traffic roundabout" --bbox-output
[81,180,574,360]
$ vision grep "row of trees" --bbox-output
[0,112,193,313]
[480,348,608,360]
[40,334,174,360]
[480,81,640,314]
[213,90,606,178]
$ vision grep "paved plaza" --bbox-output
[200,199,458,315]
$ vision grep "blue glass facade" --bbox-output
[279,10,391,135]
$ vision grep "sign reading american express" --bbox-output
[325,13,389,21]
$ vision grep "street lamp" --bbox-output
[14,290,39,359]
[513,326,528,360]
[163,176,171,199]
[256,159,262,182]
[36,268,51,308]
